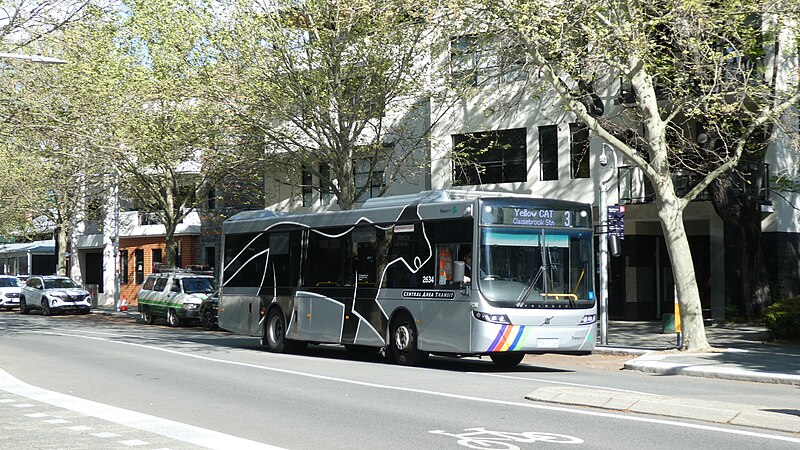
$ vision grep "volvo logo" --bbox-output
[541,316,554,325]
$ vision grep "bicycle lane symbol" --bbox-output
[429,427,584,449]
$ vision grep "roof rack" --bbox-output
[152,263,213,276]
[360,189,522,209]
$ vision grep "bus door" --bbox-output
[419,242,472,353]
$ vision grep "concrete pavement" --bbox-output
[528,320,800,435]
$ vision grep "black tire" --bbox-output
[19,298,29,315]
[389,312,428,366]
[490,353,525,368]
[141,306,154,325]
[167,308,181,327]
[41,300,51,316]
[264,308,306,353]
[201,307,217,331]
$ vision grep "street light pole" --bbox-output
[0,52,67,65]
[113,170,120,311]
[598,143,618,346]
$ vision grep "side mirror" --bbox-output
[453,261,465,284]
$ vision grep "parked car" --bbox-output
[138,271,217,327]
[200,291,219,331]
[19,276,92,315]
[0,275,22,310]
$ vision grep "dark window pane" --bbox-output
[539,125,559,181]
[570,123,590,179]
[452,128,528,186]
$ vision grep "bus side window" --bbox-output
[437,244,458,286]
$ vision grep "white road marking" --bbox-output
[24,412,49,417]
[27,331,800,445]
[43,418,70,424]
[66,425,93,431]
[92,431,120,438]
[118,439,149,446]
[0,368,283,450]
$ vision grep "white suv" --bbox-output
[0,275,22,310]
[137,271,217,327]
[19,276,92,315]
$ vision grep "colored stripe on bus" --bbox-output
[488,325,508,352]
[511,326,531,351]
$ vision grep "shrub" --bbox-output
[762,296,800,340]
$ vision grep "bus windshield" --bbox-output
[477,227,593,309]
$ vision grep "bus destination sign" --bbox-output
[482,206,577,227]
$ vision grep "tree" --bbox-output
[0,0,97,50]
[213,0,447,210]
[0,5,122,273]
[110,0,236,268]
[463,0,800,350]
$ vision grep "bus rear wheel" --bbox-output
[389,313,428,366]
[264,308,305,354]
[489,353,525,368]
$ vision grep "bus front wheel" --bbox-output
[389,313,428,366]
[489,353,525,368]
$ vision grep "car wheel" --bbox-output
[201,308,217,331]
[19,298,29,315]
[389,312,428,366]
[489,353,525,368]
[167,308,180,327]
[141,306,154,325]
[41,300,51,316]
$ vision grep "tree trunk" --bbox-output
[656,189,712,352]
[56,224,69,277]
[708,177,771,318]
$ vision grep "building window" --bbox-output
[319,163,332,206]
[569,123,590,179]
[301,167,313,207]
[207,187,216,210]
[120,250,129,284]
[452,128,527,186]
[539,125,559,181]
[152,249,162,272]
[135,249,144,284]
[450,34,526,87]
[354,158,384,203]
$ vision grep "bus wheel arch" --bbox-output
[263,305,306,354]
[388,310,428,366]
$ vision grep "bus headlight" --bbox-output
[472,311,511,324]
[183,303,199,310]
[579,314,596,325]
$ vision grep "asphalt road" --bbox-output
[1,311,799,449]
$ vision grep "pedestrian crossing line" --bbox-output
[91,431,120,438]
[23,412,49,417]
[65,425,93,431]
[11,403,33,408]
[118,439,149,446]
[43,418,70,424]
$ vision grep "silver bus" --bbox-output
[219,190,596,367]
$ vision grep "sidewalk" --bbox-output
[527,320,800,434]
[597,320,800,386]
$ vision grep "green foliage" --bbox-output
[762,297,800,341]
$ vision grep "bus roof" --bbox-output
[222,190,589,235]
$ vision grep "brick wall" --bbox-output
[119,236,200,306]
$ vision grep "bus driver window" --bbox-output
[437,245,454,285]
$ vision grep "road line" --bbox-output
[0,368,283,450]
[30,331,800,445]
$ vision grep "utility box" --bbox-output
[661,313,675,334]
